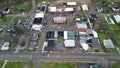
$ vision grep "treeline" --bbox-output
[0,0,31,8]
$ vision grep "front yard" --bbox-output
[40,62,75,68]
[4,61,34,68]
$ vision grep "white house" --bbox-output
[67,2,77,7]
[114,15,120,23]
[64,40,75,47]
[35,12,45,18]
[82,4,89,11]
[0,42,10,51]
[31,25,42,31]
[49,7,57,12]
[81,43,89,51]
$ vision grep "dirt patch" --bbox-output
[23,64,28,68]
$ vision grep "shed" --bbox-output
[114,15,120,23]
[53,17,66,23]
[81,43,89,51]
[82,4,89,11]
[64,40,75,47]
[103,39,115,49]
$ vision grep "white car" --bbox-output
[0,42,10,51]
[3,8,10,14]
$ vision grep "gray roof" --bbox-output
[86,29,93,34]
[103,39,115,49]
[80,35,87,43]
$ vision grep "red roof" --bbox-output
[78,28,86,32]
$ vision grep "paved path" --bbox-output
[2,60,8,68]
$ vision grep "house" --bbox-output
[67,2,76,7]
[31,12,45,31]
[81,43,89,51]
[35,12,45,18]
[78,28,86,35]
[103,39,115,49]
[0,42,10,51]
[46,31,54,40]
[3,7,10,14]
[86,29,93,36]
[31,25,42,31]
[114,15,120,23]
[82,4,89,11]
[54,31,58,39]
[64,40,75,47]
[80,35,87,43]
[64,31,67,40]
[76,23,87,29]
[105,15,115,24]
[92,30,98,38]
[48,7,57,12]
[67,31,74,40]
[58,31,64,37]
[111,4,120,12]
[64,7,74,12]
[28,42,37,51]
[44,40,54,52]
[53,17,66,23]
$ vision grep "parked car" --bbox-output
[3,7,11,14]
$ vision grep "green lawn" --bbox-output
[112,31,120,48]
[0,16,11,26]
[108,24,120,30]
[40,62,75,68]
[37,0,54,4]
[0,61,4,68]
[56,37,64,43]
[65,48,74,53]
[4,61,34,68]
[12,2,30,14]
[110,62,120,68]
